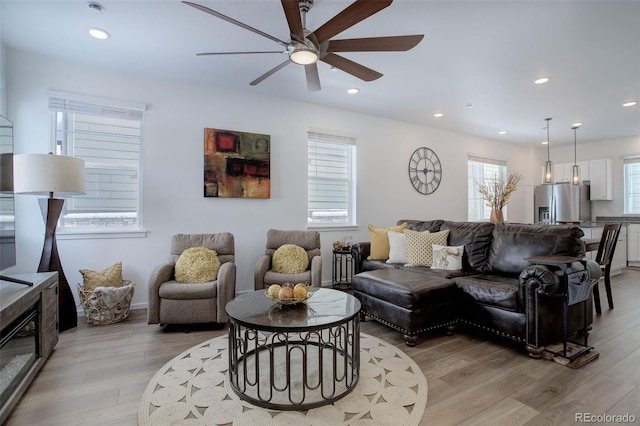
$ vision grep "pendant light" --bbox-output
[571,125,581,186]
[543,117,554,184]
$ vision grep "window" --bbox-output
[468,155,507,221]
[48,91,146,230]
[624,155,640,214]
[307,131,356,226]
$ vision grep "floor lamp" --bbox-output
[14,153,86,332]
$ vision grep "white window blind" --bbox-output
[468,155,507,221]
[308,131,356,226]
[48,92,146,230]
[624,155,640,214]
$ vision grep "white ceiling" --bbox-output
[2,0,639,147]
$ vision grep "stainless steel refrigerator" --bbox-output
[534,183,591,223]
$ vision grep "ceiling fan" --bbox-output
[183,0,424,92]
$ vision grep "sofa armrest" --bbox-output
[147,263,174,324]
[519,260,596,352]
[351,242,371,274]
[519,265,562,297]
[216,261,236,323]
[254,255,271,290]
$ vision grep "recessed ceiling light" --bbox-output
[498,130,507,135]
[347,88,359,94]
[534,77,550,85]
[466,103,474,109]
[89,27,110,40]
[541,140,549,145]
[623,101,638,107]
[433,112,444,118]
[572,122,583,127]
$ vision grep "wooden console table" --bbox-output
[0,272,58,423]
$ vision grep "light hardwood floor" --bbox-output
[5,270,640,425]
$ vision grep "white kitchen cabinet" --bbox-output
[612,225,627,272]
[589,159,612,200]
[552,161,590,184]
[628,224,640,266]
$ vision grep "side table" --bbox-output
[332,249,354,290]
[526,255,594,360]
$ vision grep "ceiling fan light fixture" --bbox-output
[289,43,318,65]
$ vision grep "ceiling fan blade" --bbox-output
[250,60,291,86]
[321,53,382,82]
[312,0,393,44]
[327,35,424,52]
[281,0,304,41]
[305,63,321,92]
[197,51,285,56]
[183,1,289,47]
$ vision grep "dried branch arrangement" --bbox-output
[476,171,523,210]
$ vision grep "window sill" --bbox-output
[57,228,147,240]
[306,224,359,232]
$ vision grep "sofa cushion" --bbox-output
[400,219,444,232]
[367,222,408,260]
[441,221,495,272]
[405,229,450,267]
[352,269,457,310]
[453,274,519,311]
[486,223,585,276]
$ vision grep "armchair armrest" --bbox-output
[351,242,370,274]
[216,261,236,323]
[147,263,175,324]
[310,255,322,287]
[254,255,271,290]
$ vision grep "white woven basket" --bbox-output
[77,281,135,325]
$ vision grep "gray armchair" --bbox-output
[148,233,236,325]
[254,229,322,290]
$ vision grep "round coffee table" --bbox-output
[225,288,361,411]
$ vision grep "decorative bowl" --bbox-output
[265,289,314,305]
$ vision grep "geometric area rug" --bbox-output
[138,333,427,425]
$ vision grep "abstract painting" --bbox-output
[204,128,270,198]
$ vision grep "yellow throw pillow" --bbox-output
[175,247,221,283]
[80,262,123,293]
[272,244,309,274]
[405,229,450,267]
[367,222,408,260]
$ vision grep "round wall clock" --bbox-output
[408,147,442,195]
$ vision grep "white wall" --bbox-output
[548,136,640,217]
[6,48,533,311]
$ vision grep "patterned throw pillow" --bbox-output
[272,244,309,274]
[80,261,123,293]
[404,229,450,267]
[367,222,408,260]
[175,247,221,283]
[431,244,464,271]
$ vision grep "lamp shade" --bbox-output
[14,153,86,196]
[0,153,13,193]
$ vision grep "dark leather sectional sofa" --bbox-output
[351,220,601,357]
